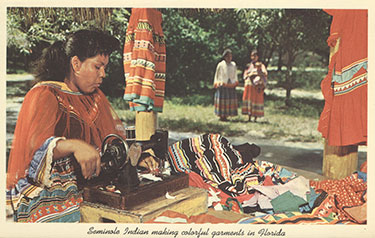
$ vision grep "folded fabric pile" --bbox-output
[162,133,367,224]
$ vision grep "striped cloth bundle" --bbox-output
[167,134,296,197]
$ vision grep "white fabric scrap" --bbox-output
[153,216,187,223]
[213,203,223,211]
[208,187,222,210]
[165,192,176,199]
[139,173,162,181]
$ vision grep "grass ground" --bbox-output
[5,73,326,145]
[112,91,325,144]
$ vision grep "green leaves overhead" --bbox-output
[7,8,331,101]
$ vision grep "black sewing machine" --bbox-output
[81,129,189,209]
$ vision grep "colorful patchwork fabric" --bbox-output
[167,134,296,197]
[16,186,82,223]
[239,201,356,225]
[310,173,367,221]
[6,137,82,222]
[237,211,356,224]
[309,194,338,219]
[222,197,244,213]
[123,8,166,112]
[271,191,307,213]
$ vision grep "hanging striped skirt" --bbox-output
[214,87,238,117]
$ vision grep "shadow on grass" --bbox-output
[228,118,247,123]
[159,117,246,137]
[230,117,271,125]
[252,120,271,125]
[265,94,324,118]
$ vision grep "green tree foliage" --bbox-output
[7,8,331,102]
[162,9,215,96]
[161,9,257,96]
[237,9,331,105]
[6,8,130,97]
[163,9,226,96]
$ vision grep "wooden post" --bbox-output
[135,111,157,141]
[322,140,358,179]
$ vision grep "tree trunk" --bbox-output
[284,51,294,106]
[285,74,292,106]
[264,45,275,67]
[277,49,283,71]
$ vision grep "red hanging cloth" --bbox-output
[318,9,367,146]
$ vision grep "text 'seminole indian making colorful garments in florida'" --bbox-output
[318,9,367,146]
[123,8,166,112]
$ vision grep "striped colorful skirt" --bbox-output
[242,81,264,117]
[214,87,238,117]
[8,157,83,223]
[15,185,82,222]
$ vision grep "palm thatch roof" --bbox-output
[8,8,115,28]
[8,7,224,28]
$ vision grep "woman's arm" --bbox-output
[54,139,101,179]
[213,61,225,88]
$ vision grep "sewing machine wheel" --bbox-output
[101,134,129,174]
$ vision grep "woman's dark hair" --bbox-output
[221,48,232,61]
[33,29,120,82]
[250,49,260,65]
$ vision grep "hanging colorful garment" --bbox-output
[123,8,166,112]
[318,9,367,146]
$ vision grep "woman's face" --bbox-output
[224,52,232,63]
[251,53,259,62]
[67,54,109,94]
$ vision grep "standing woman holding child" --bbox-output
[213,49,239,121]
[242,50,268,122]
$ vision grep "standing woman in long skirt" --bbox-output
[242,50,268,122]
[213,49,239,121]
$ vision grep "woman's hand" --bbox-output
[54,139,101,179]
[214,81,224,88]
[73,141,101,179]
[138,155,160,175]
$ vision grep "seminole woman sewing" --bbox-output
[6,29,159,222]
